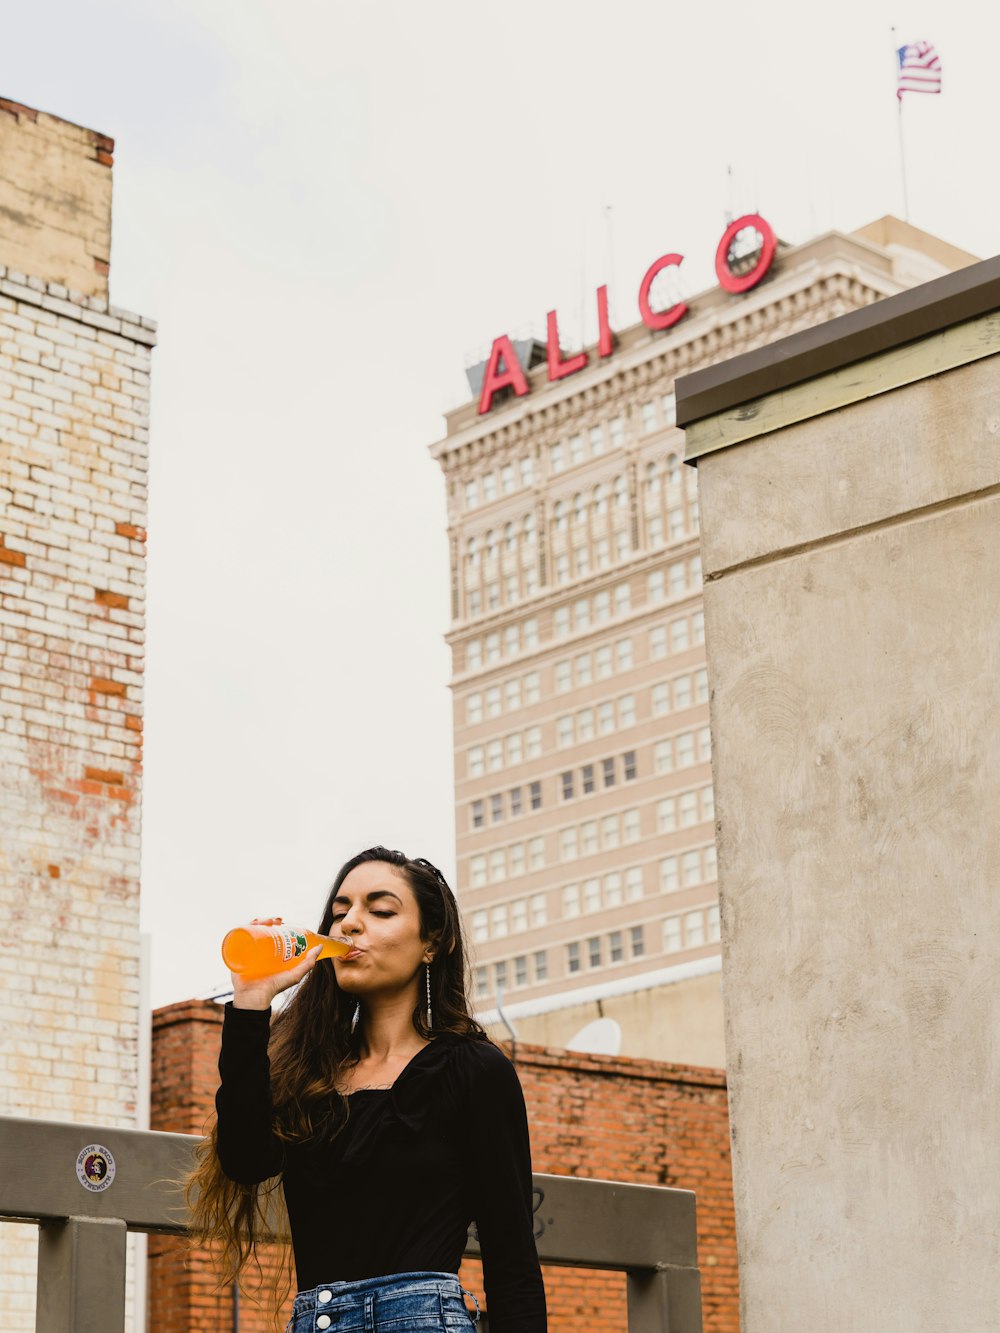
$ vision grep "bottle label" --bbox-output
[274,929,309,962]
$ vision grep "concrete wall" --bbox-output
[0,98,113,298]
[682,292,1000,1330]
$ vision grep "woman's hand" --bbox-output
[231,944,324,1011]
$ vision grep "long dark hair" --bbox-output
[187,847,485,1317]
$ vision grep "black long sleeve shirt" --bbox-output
[215,1004,547,1332]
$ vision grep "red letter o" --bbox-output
[715,214,777,294]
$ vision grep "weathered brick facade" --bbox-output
[0,98,155,1331]
[150,1000,738,1331]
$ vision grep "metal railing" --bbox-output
[0,1115,704,1333]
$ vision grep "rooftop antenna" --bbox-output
[604,203,615,324]
[725,163,735,225]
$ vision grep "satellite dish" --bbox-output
[564,1018,622,1056]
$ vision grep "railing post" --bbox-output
[35,1215,128,1333]
[627,1265,704,1333]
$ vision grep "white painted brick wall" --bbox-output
[0,264,155,1333]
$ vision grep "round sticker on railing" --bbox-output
[76,1144,116,1193]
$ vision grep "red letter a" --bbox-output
[478,336,530,415]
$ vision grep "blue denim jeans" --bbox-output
[286,1271,480,1332]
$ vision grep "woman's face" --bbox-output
[329,861,433,998]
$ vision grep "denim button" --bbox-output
[316,1317,331,1330]
[318,1291,332,1303]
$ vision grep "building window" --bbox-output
[512,954,527,987]
[616,637,633,671]
[475,965,489,998]
[664,916,682,953]
[626,866,644,901]
[647,514,664,547]
[658,797,676,833]
[470,855,487,888]
[491,793,505,824]
[640,401,657,433]
[652,683,670,716]
[589,425,604,456]
[677,732,695,768]
[495,960,507,991]
[506,733,522,766]
[645,460,660,495]
[581,821,599,855]
[574,598,590,629]
[561,771,574,801]
[674,674,692,710]
[705,843,717,879]
[555,606,570,637]
[550,442,565,473]
[531,893,547,926]
[581,763,595,795]
[583,877,601,913]
[609,930,624,963]
[588,937,602,968]
[603,757,616,787]
[596,536,611,568]
[666,452,681,487]
[520,456,533,487]
[534,950,549,981]
[630,925,645,957]
[490,850,506,882]
[615,528,630,561]
[472,910,488,943]
[680,791,698,827]
[504,623,520,655]
[605,872,623,907]
[524,565,538,596]
[695,668,709,703]
[598,702,614,735]
[669,561,686,595]
[465,480,479,510]
[505,678,521,711]
[487,739,503,772]
[661,856,679,891]
[685,911,705,948]
[529,780,542,811]
[671,618,690,653]
[466,692,483,725]
[555,552,570,584]
[529,836,545,869]
[654,739,673,773]
[523,618,539,649]
[486,686,502,718]
[567,942,581,974]
[693,610,705,644]
[468,746,485,778]
[511,899,528,933]
[557,715,574,748]
[525,728,542,760]
[647,569,665,601]
[662,395,677,428]
[523,512,536,544]
[595,590,611,621]
[509,842,525,875]
[623,808,640,843]
[555,660,572,693]
[562,883,580,917]
[491,904,508,937]
[602,814,620,850]
[708,905,721,942]
[649,625,667,660]
[506,786,520,818]
[618,694,636,728]
[486,632,501,663]
[596,648,613,680]
[698,726,712,761]
[575,652,592,685]
[471,799,484,830]
[483,472,497,503]
[615,581,631,613]
[467,638,482,670]
[702,785,715,822]
[578,708,594,742]
[524,668,540,701]
[501,463,515,495]
[560,827,578,861]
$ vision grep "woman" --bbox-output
[189,846,548,1333]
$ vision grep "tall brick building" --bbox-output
[0,97,155,1330]
[150,1000,738,1332]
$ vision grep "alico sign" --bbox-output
[477,213,777,415]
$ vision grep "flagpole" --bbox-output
[891,27,911,221]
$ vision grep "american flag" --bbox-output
[896,41,942,99]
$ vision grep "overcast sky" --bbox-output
[6,0,997,1008]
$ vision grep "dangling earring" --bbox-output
[350,999,360,1034]
[425,962,433,1029]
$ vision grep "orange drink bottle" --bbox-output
[222,921,353,979]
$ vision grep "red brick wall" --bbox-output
[149,1002,738,1332]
